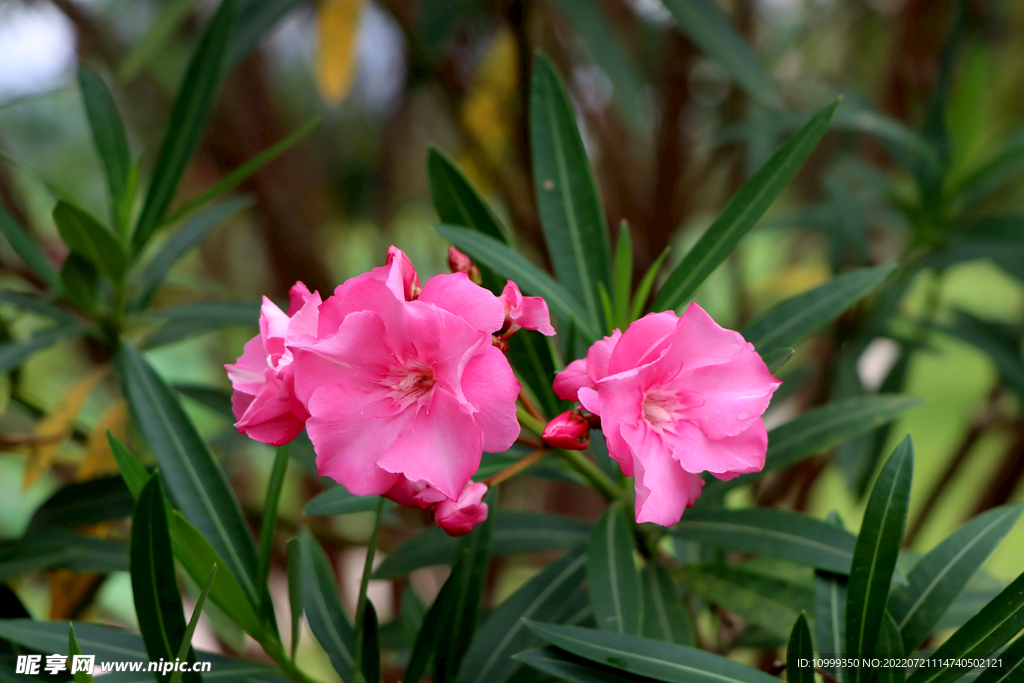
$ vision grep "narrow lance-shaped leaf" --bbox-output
[846,436,914,683]
[530,53,611,333]
[428,146,507,245]
[889,504,1023,653]
[359,601,380,683]
[587,503,643,635]
[298,528,354,681]
[787,612,815,683]
[613,222,632,329]
[286,537,302,659]
[169,564,216,683]
[257,444,290,625]
[77,65,132,230]
[68,623,96,683]
[132,0,237,253]
[972,630,1024,683]
[641,561,695,646]
[60,254,98,315]
[654,99,839,312]
[0,202,61,290]
[816,570,848,682]
[876,611,906,683]
[0,323,86,374]
[53,201,127,281]
[515,646,658,683]
[404,552,467,683]
[660,0,781,109]
[631,246,670,320]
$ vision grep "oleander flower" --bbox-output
[434,482,489,536]
[225,282,321,446]
[553,303,780,526]
[500,281,556,336]
[289,248,522,501]
[542,409,591,450]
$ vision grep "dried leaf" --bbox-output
[316,0,366,104]
[77,400,128,481]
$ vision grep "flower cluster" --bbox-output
[226,247,554,536]
[552,305,780,526]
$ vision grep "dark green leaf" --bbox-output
[934,311,1024,406]
[107,432,151,499]
[228,0,307,67]
[304,488,392,516]
[612,222,632,330]
[0,203,61,290]
[374,511,590,579]
[117,346,260,608]
[59,254,98,314]
[0,323,85,373]
[704,395,922,496]
[0,530,128,580]
[298,528,354,681]
[68,623,95,683]
[741,266,894,355]
[133,0,237,253]
[762,346,794,372]
[77,65,131,230]
[405,552,466,683]
[515,646,661,683]
[118,0,203,82]
[846,437,914,683]
[136,197,252,309]
[530,53,611,333]
[631,246,670,321]
[972,632,1024,683]
[174,383,235,420]
[906,569,1024,683]
[437,225,599,340]
[0,291,78,325]
[131,476,198,683]
[677,565,814,639]
[587,503,642,635]
[654,100,839,312]
[525,621,781,683]
[52,201,127,280]
[889,504,1023,653]
[359,600,380,683]
[815,570,848,682]
[455,551,587,683]
[286,537,302,659]
[27,475,132,531]
[169,564,216,683]
[787,613,815,683]
[258,444,290,617]
[876,612,906,683]
[660,0,781,108]
[507,331,564,419]
[672,507,856,574]
[143,301,261,348]
[401,583,427,650]
[641,561,694,646]
[428,146,507,245]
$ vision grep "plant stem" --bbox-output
[257,444,290,591]
[352,497,386,682]
[483,447,547,487]
[517,404,546,436]
[556,448,623,502]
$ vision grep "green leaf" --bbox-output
[118,0,203,82]
[934,311,1024,406]
[59,254,98,314]
[587,503,642,635]
[0,202,61,290]
[164,118,319,227]
[907,569,1024,683]
[359,601,380,683]
[132,0,237,253]
[631,246,670,321]
[653,100,839,312]
[428,146,508,245]
[507,331,564,418]
[454,550,587,683]
[0,530,128,581]
[68,624,95,683]
[0,323,85,373]
[285,537,302,659]
[876,611,906,683]
[437,224,599,340]
[672,507,856,574]
[613,222,632,329]
[659,0,781,109]
[530,53,611,333]
[525,621,781,683]
[515,646,661,683]
[763,346,794,372]
[641,561,694,646]
[131,476,198,683]
[257,444,290,619]
[405,552,466,683]
[52,201,127,280]
[77,65,132,230]
[400,583,427,650]
[815,569,848,682]
[741,265,894,355]
[0,291,78,325]
[228,0,306,67]
[704,395,922,496]
[676,565,813,639]
[972,632,1024,683]
[787,613,815,683]
[135,197,252,309]
[117,346,260,608]
[107,432,151,500]
[374,512,589,579]
[846,437,914,683]
[169,564,216,683]
[889,504,1023,653]
[304,487,392,516]
[27,475,133,531]
[298,528,354,681]
[143,301,261,348]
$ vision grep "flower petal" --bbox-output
[419,272,505,334]
[461,344,522,452]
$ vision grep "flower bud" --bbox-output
[542,410,591,450]
[434,482,489,537]
[447,247,482,285]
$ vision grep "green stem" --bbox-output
[517,404,546,436]
[257,444,290,591]
[261,636,320,683]
[352,497,385,682]
[556,448,623,502]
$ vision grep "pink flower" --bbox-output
[447,247,482,284]
[500,281,555,336]
[542,410,591,450]
[225,282,322,446]
[434,482,489,536]
[553,304,780,526]
[290,248,522,502]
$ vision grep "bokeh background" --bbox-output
[2,0,1023,678]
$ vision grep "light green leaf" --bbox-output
[631,246,670,321]
[118,0,203,82]
[530,53,611,334]
[653,100,839,312]
[257,444,289,615]
[613,222,632,330]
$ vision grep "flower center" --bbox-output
[642,390,680,429]
[387,359,436,407]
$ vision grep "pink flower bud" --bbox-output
[500,281,555,336]
[447,247,481,284]
[434,482,489,537]
[542,410,591,450]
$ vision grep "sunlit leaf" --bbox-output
[315,0,366,104]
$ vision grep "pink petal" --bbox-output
[435,482,489,537]
[673,303,751,370]
[666,419,768,477]
[607,312,678,375]
[287,281,313,315]
[553,358,592,401]
[419,272,505,334]
[285,289,322,348]
[460,344,522,452]
[226,334,270,396]
[317,277,409,338]
[586,330,623,383]
[501,281,555,335]
[676,347,780,439]
[631,451,705,525]
[386,246,421,301]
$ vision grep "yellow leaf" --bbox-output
[316,0,366,105]
[77,400,128,481]
[49,570,103,619]
[23,366,107,490]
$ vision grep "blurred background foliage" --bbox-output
[1,0,1023,679]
